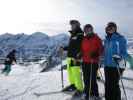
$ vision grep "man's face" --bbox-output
[71,24,77,31]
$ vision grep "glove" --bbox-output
[112,55,121,63]
[90,51,99,58]
[126,55,133,69]
[71,59,81,66]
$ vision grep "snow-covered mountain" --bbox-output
[0,32,133,67]
[0,32,69,67]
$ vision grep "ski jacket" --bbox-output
[5,52,16,65]
[81,34,103,63]
[63,29,83,59]
[104,33,128,68]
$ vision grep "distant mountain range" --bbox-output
[0,32,132,66]
[0,32,69,66]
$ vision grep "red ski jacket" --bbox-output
[81,34,103,63]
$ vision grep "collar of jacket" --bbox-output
[106,32,120,40]
[85,33,95,39]
[69,28,83,36]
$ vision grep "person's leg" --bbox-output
[105,67,122,100]
[62,58,76,91]
[113,68,123,100]
[105,67,113,100]
[82,63,91,99]
[91,63,99,97]
[5,65,11,75]
[67,58,75,85]
[72,66,83,92]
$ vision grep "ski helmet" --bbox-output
[70,20,80,27]
[107,22,117,32]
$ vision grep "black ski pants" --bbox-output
[82,63,99,98]
[104,67,124,100]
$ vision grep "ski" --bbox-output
[33,90,74,97]
[65,93,105,100]
[33,91,62,97]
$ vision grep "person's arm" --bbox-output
[76,34,83,59]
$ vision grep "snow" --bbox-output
[0,64,133,100]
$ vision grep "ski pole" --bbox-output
[60,54,64,89]
[113,56,128,100]
[99,63,105,84]
[115,42,128,100]
[116,63,128,100]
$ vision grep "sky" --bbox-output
[0,0,133,36]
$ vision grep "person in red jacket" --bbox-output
[81,24,103,100]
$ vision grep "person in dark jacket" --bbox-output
[60,20,83,96]
[2,49,17,75]
[81,24,103,100]
[104,22,128,100]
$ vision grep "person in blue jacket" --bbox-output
[104,22,128,100]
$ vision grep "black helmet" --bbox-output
[69,20,80,26]
[107,22,117,28]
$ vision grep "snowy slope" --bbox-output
[0,64,133,100]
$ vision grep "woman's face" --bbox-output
[84,27,93,35]
[106,27,116,34]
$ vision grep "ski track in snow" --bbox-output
[0,64,133,100]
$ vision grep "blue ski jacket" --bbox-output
[104,33,128,68]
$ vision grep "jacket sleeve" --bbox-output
[119,37,128,59]
[76,34,83,59]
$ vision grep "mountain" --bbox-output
[0,32,69,67]
[0,32,132,67]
